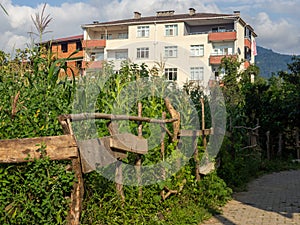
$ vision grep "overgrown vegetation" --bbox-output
[0,6,299,223]
[216,56,300,191]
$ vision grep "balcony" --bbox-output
[244,60,250,69]
[209,54,237,65]
[208,31,237,42]
[82,40,106,49]
[82,60,103,69]
[244,38,251,49]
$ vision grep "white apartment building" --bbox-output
[81,8,257,86]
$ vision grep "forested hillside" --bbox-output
[256,46,294,78]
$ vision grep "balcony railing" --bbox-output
[208,30,237,42]
[209,54,237,65]
[82,60,103,69]
[82,40,106,49]
[244,38,251,49]
[244,60,250,69]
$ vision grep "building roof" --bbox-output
[82,10,257,37]
[82,12,235,27]
[51,34,83,43]
[41,35,83,45]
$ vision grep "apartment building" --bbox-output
[81,8,257,86]
[43,35,84,77]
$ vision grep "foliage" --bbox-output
[0,146,74,224]
[3,35,299,224]
[0,42,76,224]
[217,55,300,191]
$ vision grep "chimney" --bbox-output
[134,11,141,19]
[156,10,175,17]
[189,8,196,16]
[233,10,240,16]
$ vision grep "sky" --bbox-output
[0,0,299,55]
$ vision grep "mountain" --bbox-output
[255,46,295,78]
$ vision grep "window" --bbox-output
[118,33,128,39]
[101,34,112,40]
[137,47,149,59]
[190,45,204,56]
[164,46,177,58]
[137,26,150,38]
[212,45,233,55]
[76,60,82,68]
[190,67,204,81]
[90,52,104,61]
[61,43,68,53]
[165,24,178,36]
[76,41,82,51]
[165,68,177,81]
[212,26,226,32]
[245,27,251,39]
[115,50,128,59]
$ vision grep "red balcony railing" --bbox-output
[244,38,251,49]
[82,40,106,49]
[208,31,237,42]
[209,54,237,65]
[244,60,250,69]
[82,60,103,69]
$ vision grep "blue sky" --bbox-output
[1,0,300,55]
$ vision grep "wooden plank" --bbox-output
[109,133,148,154]
[0,135,78,163]
[179,128,213,137]
[77,138,119,173]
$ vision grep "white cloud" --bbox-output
[0,0,299,55]
[250,12,300,54]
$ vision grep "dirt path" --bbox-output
[201,170,300,225]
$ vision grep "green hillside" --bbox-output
[255,46,294,78]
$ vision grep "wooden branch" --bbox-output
[164,98,180,141]
[240,144,257,150]
[179,128,213,137]
[233,125,260,131]
[58,113,177,124]
[160,179,186,201]
[107,122,125,202]
[136,102,142,198]
[160,124,173,138]
[62,120,84,225]
[0,135,78,163]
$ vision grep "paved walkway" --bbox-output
[202,170,300,225]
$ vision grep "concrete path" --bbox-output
[202,170,300,225]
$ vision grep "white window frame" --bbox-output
[137,47,149,59]
[164,46,178,58]
[118,33,128,39]
[190,45,204,56]
[190,67,204,81]
[165,68,178,81]
[115,50,128,60]
[165,24,178,36]
[101,34,112,40]
[137,26,150,38]
[212,45,233,56]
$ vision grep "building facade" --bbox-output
[43,35,84,77]
[81,8,257,86]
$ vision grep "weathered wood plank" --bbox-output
[179,128,213,137]
[78,133,148,174]
[77,138,119,173]
[0,135,78,163]
[109,133,148,155]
